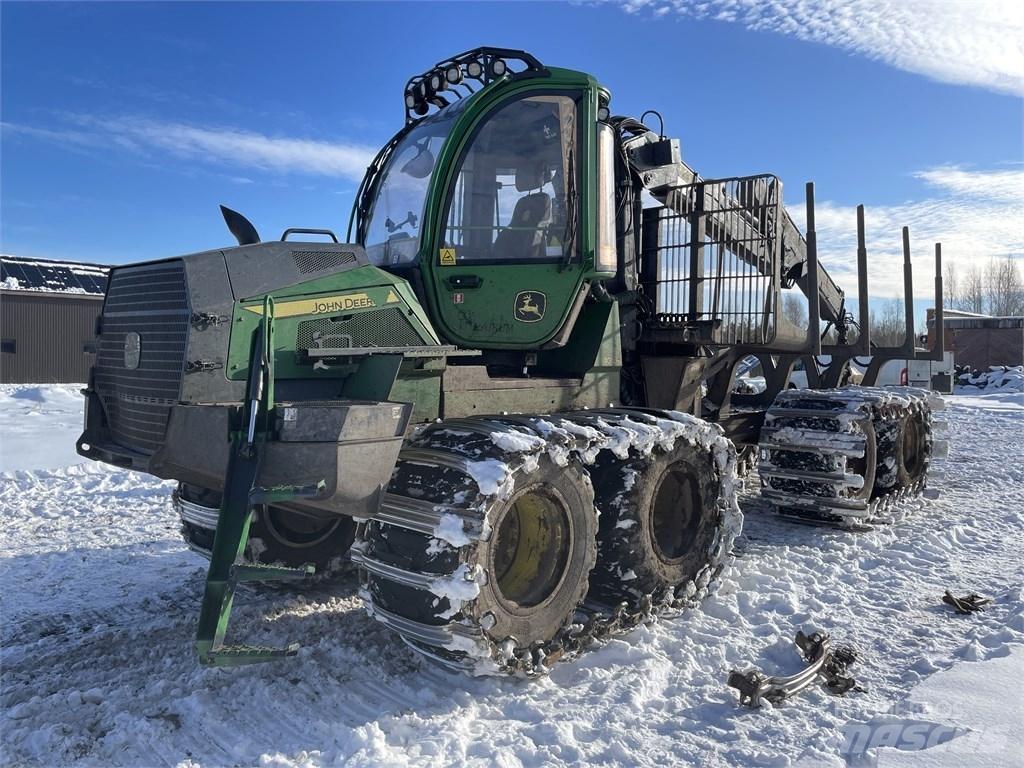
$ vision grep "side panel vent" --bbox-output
[291,249,358,274]
[297,307,422,354]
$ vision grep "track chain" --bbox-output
[758,385,946,528]
[355,407,741,677]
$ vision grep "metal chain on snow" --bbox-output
[493,589,681,676]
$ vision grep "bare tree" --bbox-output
[985,256,1024,316]
[962,266,985,314]
[944,262,959,310]
[869,297,908,346]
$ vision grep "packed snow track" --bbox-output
[2,384,1022,767]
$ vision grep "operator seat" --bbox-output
[492,161,553,260]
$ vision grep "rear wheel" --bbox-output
[847,419,877,501]
[588,439,723,606]
[892,409,931,490]
[174,482,355,575]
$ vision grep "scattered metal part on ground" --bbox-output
[728,630,861,707]
[942,590,990,614]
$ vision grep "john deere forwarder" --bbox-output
[77,48,945,673]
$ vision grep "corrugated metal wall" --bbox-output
[1,291,103,383]
[952,327,1024,370]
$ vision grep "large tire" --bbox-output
[175,482,355,575]
[895,411,930,488]
[875,403,932,496]
[356,410,739,674]
[848,418,877,501]
[588,439,723,606]
[360,447,598,673]
[760,385,937,526]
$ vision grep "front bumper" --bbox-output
[79,389,413,520]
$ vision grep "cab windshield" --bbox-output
[363,107,460,267]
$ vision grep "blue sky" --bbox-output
[2,0,1021,304]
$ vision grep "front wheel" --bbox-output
[360,452,598,672]
[174,483,355,575]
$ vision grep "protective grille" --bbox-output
[291,249,358,274]
[297,307,422,353]
[94,261,189,454]
[641,175,780,346]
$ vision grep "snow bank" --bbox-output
[0,384,87,473]
[955,365,1024,394]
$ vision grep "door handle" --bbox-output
[446,275,482,289]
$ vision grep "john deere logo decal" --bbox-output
[242,292,376,318]
[514,291,546,323]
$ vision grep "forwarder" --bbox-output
[77,48,945,673]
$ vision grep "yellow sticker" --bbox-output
[385,289,400,304]
[439,248,457,266]
[243,292,376,318]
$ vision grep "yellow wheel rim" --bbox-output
[492,488,571,608]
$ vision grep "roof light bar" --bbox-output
[402,47,547,123]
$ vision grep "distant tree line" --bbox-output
[780,255,1024,350]
[944,256,1024,317]
[780,292,914,348]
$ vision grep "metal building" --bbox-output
[926,308,1024,371]
[1,256,110,384]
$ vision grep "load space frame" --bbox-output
[620,123,946,431]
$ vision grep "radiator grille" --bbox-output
[297,306,422,353]
[291,249,358,274]
[94,261,190,454]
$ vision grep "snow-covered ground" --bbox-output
[0,385,90,472]
[2,385,1022,767]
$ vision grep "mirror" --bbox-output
[401,141,436,179]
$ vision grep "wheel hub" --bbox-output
[492,488,572,608]
[650,463,702,563]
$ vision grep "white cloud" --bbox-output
[3,116,377,182]
[616,0,1024,96]
[912,165,1024,203]
[790,166,1024,298]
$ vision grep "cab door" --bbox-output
[423,90,590,349]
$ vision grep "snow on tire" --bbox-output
[759,385,940,527]
[356,423,597,675]
[587,437,725,607]
[355,409,741,676]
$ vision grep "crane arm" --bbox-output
[620,126,848,332]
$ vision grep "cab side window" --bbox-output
[443,94,578,263]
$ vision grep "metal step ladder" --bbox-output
[194,297,326,667]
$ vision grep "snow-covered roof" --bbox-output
[0,255,109,296]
